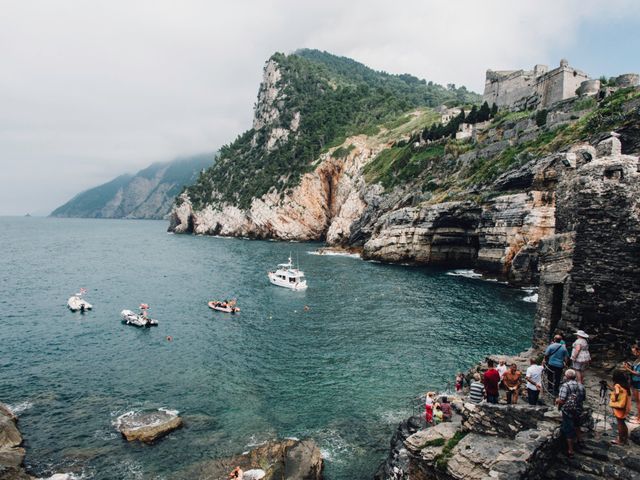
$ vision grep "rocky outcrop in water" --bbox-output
[178,438,323,480]
[0,403,30,480]
[116,409,183,443]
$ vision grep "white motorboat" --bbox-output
[67,290,92,312]
[268,256,308,290]
[121,305,158,327]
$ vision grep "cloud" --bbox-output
[0,0,638,214]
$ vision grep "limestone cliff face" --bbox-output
[170,135,382,241]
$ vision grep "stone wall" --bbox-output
[533,137,640,357]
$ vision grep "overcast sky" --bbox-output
[1,0,639,215]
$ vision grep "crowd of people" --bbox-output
[439,331,640,457]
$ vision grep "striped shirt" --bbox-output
[469,381,485,404]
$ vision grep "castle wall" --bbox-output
[484,62,590,111]
[483,70,536,109]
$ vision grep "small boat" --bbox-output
[68,289,92,312]
[268,256,307,290]
[121,304,158,327]
[207,300,240,313]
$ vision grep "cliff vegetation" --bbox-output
[185,49,480,210]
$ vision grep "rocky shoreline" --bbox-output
[376,352,640,480]
[0,401,323,480]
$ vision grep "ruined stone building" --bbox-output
[483,60,590,111]
[533,137,640,359]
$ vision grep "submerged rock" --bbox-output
[116,409,182,444]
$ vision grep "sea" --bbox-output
[0,217,536,479]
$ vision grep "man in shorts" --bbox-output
[556,369,586,458]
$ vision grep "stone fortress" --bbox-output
[483,59,639,111]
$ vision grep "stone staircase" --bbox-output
[546,435,640,480]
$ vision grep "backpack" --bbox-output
[562,383,584,416]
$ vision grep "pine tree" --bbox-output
[478,101,491,122]
[490,103,498,117]
[467,105,478,124]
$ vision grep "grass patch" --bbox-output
[364,143,445,190]
[463,125,568,186]
[491,110,531,128]
[383,114,413,130]
[572,97,597,112]
[434,431,467,471]
[418,437,446,449]
[332,144,356,159]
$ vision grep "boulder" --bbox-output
[116,409,182,443]
[177,438,323,480]
[0,402,35,480]
[284,440,323,480]
[0,404,25,469]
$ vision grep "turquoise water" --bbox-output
[0,217,535,479]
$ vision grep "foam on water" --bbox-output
[446,269,483,279]
[307,250,361,259]
[522,287,539,303]
[7,400,33,415]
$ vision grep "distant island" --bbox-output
[50,153,214,219]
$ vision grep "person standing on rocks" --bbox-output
[483,359,501,404]
[622,342,640,424]
[556,369,586,458]
[544,335,569,396]
[525,357,544,406]
[469,373,485,404]
[502,363,522,404]
[610,369,632,445]
[497,359,508,388]
[425,392,435,424]
[455,372,464,393]
[570,330,591,384]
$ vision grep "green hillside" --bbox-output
[186,49,481,210]
[51,153,213,219]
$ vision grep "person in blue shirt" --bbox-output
[543,334,569,396]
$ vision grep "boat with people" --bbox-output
[67,288,92,312]
[121,304,158,327]
[267,256,307,290]
[207,299,240,314]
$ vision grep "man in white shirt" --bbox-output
[525,357,544,405]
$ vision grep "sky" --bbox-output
[1,0,639,215]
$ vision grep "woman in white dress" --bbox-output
[571,330,591,384]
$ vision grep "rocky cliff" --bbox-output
[170,50,640,285]
[51,153,213,219]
